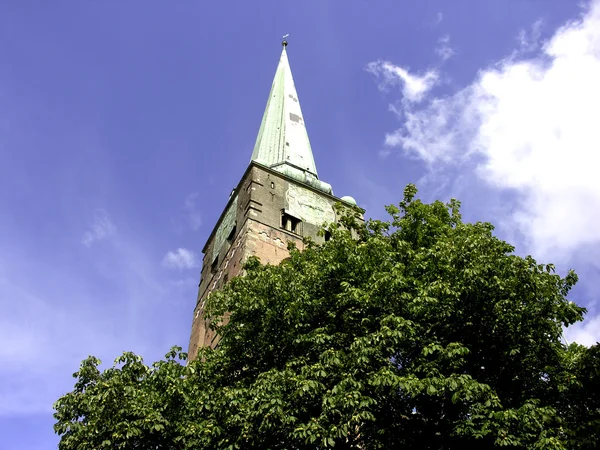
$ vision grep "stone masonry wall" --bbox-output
[188,163,361,359]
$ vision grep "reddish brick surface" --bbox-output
[187,163,362,360]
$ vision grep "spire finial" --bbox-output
[282,33,289,48]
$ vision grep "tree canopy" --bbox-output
[54,185,599,449]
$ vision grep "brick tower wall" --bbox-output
[188,163,361,359]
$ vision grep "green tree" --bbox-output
[54,185,599,449]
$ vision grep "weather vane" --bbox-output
[282,34,289,47]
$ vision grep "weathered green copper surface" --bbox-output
[286,184,335,225]
[251,45,324,187]
[212,195,238,263]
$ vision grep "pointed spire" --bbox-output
[252,39,331,193]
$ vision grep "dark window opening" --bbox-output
[324,231,332,242]
[227,225,237,244]
[223,273,229,284]
[211,257,219,275]
[282,212,302,234]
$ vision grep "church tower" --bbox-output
[188,40,360,358]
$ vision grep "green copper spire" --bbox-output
[251,39,332,194]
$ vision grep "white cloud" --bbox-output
[82,209,116,247]
[183,192,202,231]
[162,248,200,270]
[373,0,600,260]
[435,35,455,61]
[434,12,443,26]
[565,313,600,346]
[367,61,439,103]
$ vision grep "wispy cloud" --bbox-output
[367,61,439,103]
[0,250,142,415]
[183,193,202,231]
[371,0,600,261]
[434,12,443,26]
[162,248,200,270]
[517,19,544,53]
[82,209,116,247]
[565,313,600,347]
[435,35,455,61]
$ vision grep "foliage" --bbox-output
[54,185,599,449]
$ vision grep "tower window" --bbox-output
[227,225,236,244]
[281,212,302,234]
[210,257,219,275]
[324,231,332,242]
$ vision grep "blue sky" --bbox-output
[1,1,599,448]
